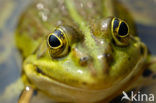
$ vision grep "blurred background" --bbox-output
[0,0,156,102]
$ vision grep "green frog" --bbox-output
[12,0,156,102]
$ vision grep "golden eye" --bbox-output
[111,17,129,46]
[47,28,69,58]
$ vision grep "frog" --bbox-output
[12,0,156,102]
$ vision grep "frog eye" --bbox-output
[47,28,69,58]
[111,17,129,46]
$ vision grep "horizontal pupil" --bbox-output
[49,35,61,47]
[118,22,128,36]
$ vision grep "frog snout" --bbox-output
[72,43,114,74]
[79,52,113,71]
[72,48,90,66]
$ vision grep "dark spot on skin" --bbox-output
[140,45,144,55]
[103,53,113,65]
[118,22,128,36]
[102,53,113,74]
[152,74,156,79]
[49,35,61,47]
[142,69,153,77]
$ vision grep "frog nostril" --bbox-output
[79,56,89,66]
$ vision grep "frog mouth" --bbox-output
[35,67,46,75]
[23,62,57,83]
[34,66,58,81]
[34,66,59,81]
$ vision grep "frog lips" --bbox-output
[35,67,46,75]
[34,66,53,79]
[33,65,63,83]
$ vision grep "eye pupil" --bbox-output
[118,22,128,36]
[49,35,61,47]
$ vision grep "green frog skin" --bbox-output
[15,0,152,102]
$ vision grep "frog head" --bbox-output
[14,0,149,101]
[23,16,147,92]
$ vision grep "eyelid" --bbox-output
[58,25,83,44]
